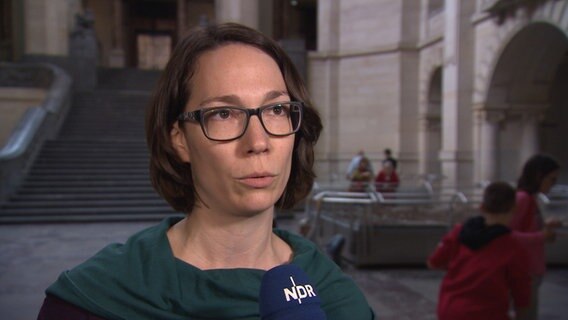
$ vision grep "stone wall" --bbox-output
[23,0,81,56]
[310,0,568,187]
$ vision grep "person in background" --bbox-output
[383,148,397,170]
[511,154,563,320]
[346,149,373,179]
[375,161,399,193]
[348,156,373,192]
[37,23,374,320]
[428,181,531,320]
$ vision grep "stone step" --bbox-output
[23,180,153,188]
[8,192,161,202]
[44,139,147,145]
[28,168,149,175]
[39,144,149,151]
[2,198,168,209]
[0,213,179,224]
[31,163,149,170]
[0,205,177,217]
[34,158,150,165]
[18,185,157,194]
[0,70,167,223]
[25,174,150,182]
[36,153,150,160]
[96,67,161,91]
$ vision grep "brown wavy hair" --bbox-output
[145,23,322,213]
[482,181,516,214]
[517,154,560,195]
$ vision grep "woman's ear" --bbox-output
[171,122,191,163]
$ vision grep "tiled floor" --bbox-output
[0,216,566,320]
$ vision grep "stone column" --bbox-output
[418,115,429,175]
[519,111,541,165]
[311,0,341,180]
[24,0,75,56]
[108,0,125,68]
[215,0,259,30]
[440,0,475,187]
[477,109,504,183]
[177,0,188,38]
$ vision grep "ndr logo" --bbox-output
[283,276,316,304]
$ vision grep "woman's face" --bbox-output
[172,44,295,217]
[540,169,559,194]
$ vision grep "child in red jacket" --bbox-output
[428,181,531,320]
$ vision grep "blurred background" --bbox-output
[1,1,567,319]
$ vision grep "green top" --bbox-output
[47,217,374,319]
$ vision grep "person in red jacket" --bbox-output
[510,154,562,320]
[374,161,399,193]
[428,181,531,320]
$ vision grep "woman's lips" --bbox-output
[238,174,276,188]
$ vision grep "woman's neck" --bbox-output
[167,208,292,270]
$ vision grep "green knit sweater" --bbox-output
[47,217,374,319]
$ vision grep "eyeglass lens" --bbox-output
[202,103,301,141]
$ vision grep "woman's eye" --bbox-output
[218,109,230,119]
[210,109,233,120]
[269,105,289,116]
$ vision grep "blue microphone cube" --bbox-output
[259,264,327,320]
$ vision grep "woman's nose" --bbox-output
[242,116,269,154]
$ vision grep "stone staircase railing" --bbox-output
[0,63,72,203]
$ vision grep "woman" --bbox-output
[512,154,562,320]
[37,23,374,319]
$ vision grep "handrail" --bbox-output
[0,63,72,202]
[0,107,47,159]
[0,64,71,159]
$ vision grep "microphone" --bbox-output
[259,264,327,320]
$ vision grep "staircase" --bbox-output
[0,68,180,223]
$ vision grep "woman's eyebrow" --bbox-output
[264,90,289,102]
[197,90,290,108]
[197,95,241,107]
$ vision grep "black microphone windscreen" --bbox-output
[259,264,327,320]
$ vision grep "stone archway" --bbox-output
[483,22,568,182]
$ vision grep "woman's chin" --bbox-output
[234,194,279,217]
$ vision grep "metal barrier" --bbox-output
[305,186,484,266]
[306,191,379,265]
[305,182,568,266]
[537,189,568,265]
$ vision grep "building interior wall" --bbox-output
[3,0,567,187]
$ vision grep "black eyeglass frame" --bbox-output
[177,101,304,142]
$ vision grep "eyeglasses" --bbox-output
[177,101,303,142]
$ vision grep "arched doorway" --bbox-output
[484,22,568,183]
[542,52,568,183]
